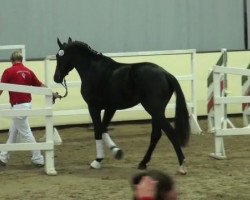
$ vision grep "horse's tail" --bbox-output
[168,73,190,147]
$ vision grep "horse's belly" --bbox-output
[115,102,139,110]
[108,96,139,110]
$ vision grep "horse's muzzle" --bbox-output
[54,74,63,83]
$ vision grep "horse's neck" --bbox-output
[75,56,118,83]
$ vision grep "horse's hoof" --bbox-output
[137,163,147,170]
[178,165,187,175]
[90,160,101,169]
[178,169,187,175]
[112,148,124,160]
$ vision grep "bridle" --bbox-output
[56,49,69,99]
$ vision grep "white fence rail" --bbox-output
[0,45,26,62]
[0,83,59,175]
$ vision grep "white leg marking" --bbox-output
[90,160,101,169]
[102,133,116,148]
[95,140,104,158]
[103,133,123,160]
[178,160,187,175]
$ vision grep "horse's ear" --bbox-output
[57,38,63,49]
[68,37,73,44]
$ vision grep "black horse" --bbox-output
[54,38,190,174]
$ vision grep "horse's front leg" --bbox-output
[102,109,123,160]
[88,106,104,169]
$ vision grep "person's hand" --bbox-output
[52,92,62,104]
[135,176,158,200]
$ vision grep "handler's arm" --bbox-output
[39,82,61,103]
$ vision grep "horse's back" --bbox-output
[104,62,174,109]
[130,62,174,96]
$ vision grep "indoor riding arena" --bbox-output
[0,1,250,200]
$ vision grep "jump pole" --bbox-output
[210,66,250,159]
[207,49,235,133]
[241,63,250,126]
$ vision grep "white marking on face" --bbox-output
[58,49,64,56]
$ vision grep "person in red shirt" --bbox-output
[0,51,49,167]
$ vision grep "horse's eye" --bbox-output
[58,50,64,57]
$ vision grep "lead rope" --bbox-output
[60,78,68,99]
[52,78,68,104]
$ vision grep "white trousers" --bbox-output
[0,103,44,165]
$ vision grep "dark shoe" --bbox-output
[0,159,6,166]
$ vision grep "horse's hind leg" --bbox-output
[138,118,162,169]
[161,118,187,174]
[101,109,123,160]
[141,101,186,174]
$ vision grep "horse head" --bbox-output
[54,37,74,83]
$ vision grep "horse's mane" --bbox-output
[68,40,103,57]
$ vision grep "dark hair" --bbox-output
[131,170,175,200]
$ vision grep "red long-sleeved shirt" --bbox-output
[1,62,42,106]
